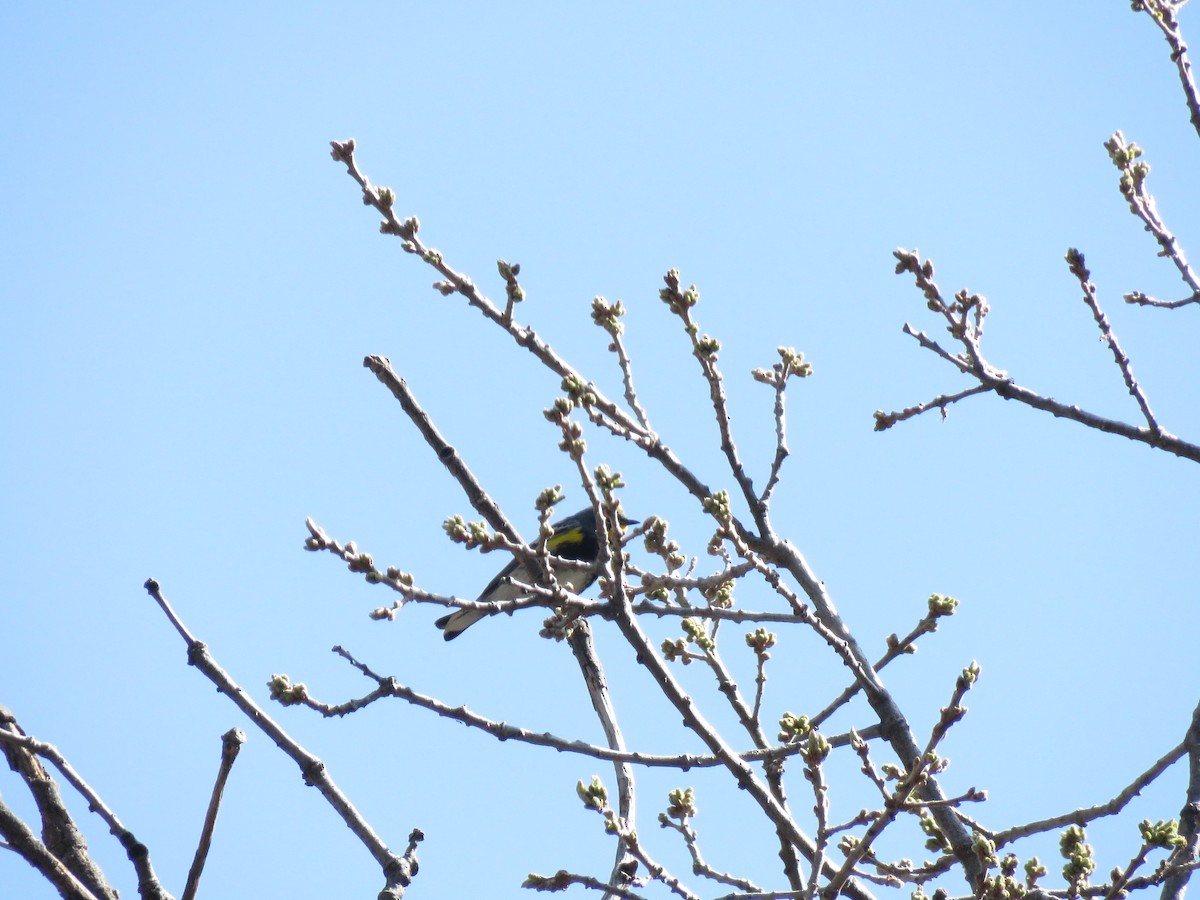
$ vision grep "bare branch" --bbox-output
[658,270,766,532]
[819,666,979,897]
[748,530,985,889]
[1065,249,1159,432]
[1161,695,1200,900]
[606,584,877,900]
[361,355,522,542]
[181,728,245,900]
[568,620,639,889]
[873,384,992,431]
[0,706,163,900]
[812,595,958,729]
[990,739,1187,847]
[751,347,812,508]
[659,791,762,892]
[802,738,832,900]
[0,795,106,900]
[524,868,651,899]
[822,754,937,898]
[308,644,860,769]
[592,296,655,433]
[1103,129,1200,308]
[1134,2,1200,143]
[142,579,421,899]
[891,249,1200,464]
[923,662,979,757]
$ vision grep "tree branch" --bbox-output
[1160,695,1200,900]
[0,705,163,900]
[142,579,421,899]
[181,728,245,900]
[1135,1,1200,142]
[988,738,1187,847]
[890,249,1200,464]
[568,620,639,891]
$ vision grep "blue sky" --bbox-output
[4,4,1199,898]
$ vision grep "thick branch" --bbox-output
[0,706,163,900]
[568,621,639,890]
[1161,696,1200,900]
[0,796,105,900]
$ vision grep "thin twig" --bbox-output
[1104,129,1200,308]
[1065,249,1159,432]
[873,384,992,431]
[696,638,772,751]
[182,728,245,900]
[324,644,874,765]
[592,296,655,432]
[658,270,765,532]
[659,814,761,892]
[362,355,522,542]
[1136,1,1200,142]
[525,869,650,899]
[822,754,934,897]
[761,375,789,507]
[812,600,951,729]
[621,828,701,900]
[890,249,1200,463]
[990,739,1188,847]
[802,743,831,900]
[1105,840,1156,900]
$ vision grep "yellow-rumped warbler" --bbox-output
[435,507,636,640]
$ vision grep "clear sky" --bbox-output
[4,4,1199,898]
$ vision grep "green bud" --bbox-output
[536,486,565,513]
[1139,818,1186,850]
[697,334,721,358]
[777,712,812,742]
[1024,856,1047,887]
[778,346,813,377]
[1059,825,1095,887]
[661,637,687,662]
[803,732,831,765]
[594,464,625,492]
[928,594,959,617]
[745,628,776,654]
[267,674,308,706]
[665,786,697,819]
[576,776,608,810]
[703,490,732,523]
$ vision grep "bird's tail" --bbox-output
[434,607,487,641]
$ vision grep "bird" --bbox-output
[435,506,636,640]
